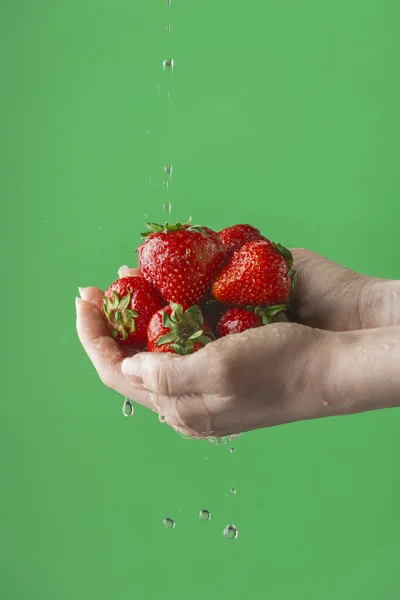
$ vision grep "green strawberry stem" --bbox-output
[255,304,288,325]
[140,218,210,240]
[102,291,138,341]
[156,302,215,355]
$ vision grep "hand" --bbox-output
[290,249,400,331]
[76,254,400,437]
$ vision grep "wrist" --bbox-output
[327,326,400,417]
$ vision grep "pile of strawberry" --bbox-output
[102,221,297,355]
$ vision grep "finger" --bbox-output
[121,345,219,396]
[118,265,142,278]
[75,297,153,409]
[79,286,104,309]
[290,249,368,330]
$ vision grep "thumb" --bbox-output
[121,351,207,396]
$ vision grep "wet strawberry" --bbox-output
[219,224,265,256]
[102,276,163,346]
[212,239,296,307]
[217,307,262,337]
[138,220,227,310]
[216,305,290,337]
[147,302,214,355]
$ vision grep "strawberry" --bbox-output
[212,239,296,306]
[219,224,265,256]
[216,305,290,337]
[217,307,262,337]
[147,302,214,355]
[102,276,163,345]
[138,220,227,310]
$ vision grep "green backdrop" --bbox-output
[1,1,399,598]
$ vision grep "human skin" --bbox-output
[75,251,400,438]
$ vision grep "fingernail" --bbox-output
[78,287,86,297]
[122,356,143,382]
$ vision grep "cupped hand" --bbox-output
[76,253,400,437]
[77,284,333,436]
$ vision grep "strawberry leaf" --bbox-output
[125,309,138,319]
[273,242,293,264]
[188,330,203,341]
[119,292,131,311]
[156,331,178,346]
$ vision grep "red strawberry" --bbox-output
[212,239,296,306]
[217,307,262,337]
[147,302,214,355]
[102,276,163,345]
[216,305,290,337]
[138,220,227,310]
[219,224,265,256]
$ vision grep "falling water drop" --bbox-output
[166,24,171,33]
[122,398,134,417]
[230,488,237,495]
[163,58,174,70]
[156,84,161,93]
[159,414,167,424]
[163,180,169,190]
[164,165,173,176]
[166,0,172,6]
[163,202,172,214]
[199,509,211,521]
[229,447,235,454]
[224,524,238,540]
[165,91,171,100]
[163,518,175,529]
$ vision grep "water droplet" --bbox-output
[163,202,172,214]
[144,213,148,218]
[165,91,171,100]
[122,398,134,417]
[166,0,172,6]
[166,24,171,33]
[163,518,175,529]
[164,165,173,176]
[45,220,49,223]
[208,437,222,446]
[145,130,150,135]
[163,179,169,190]
[199,509,211,521]
[145,179,151,184]
[224,524,238,540]
[163,58,174,70]
[158,414,166,423]
[156,84,161,93]
[230,488,236,495]
[229,447,235,454]
[322,401,329,408]
[204,456,209,460]
[97,226,102,230]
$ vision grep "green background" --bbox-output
[1,1,399,598]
